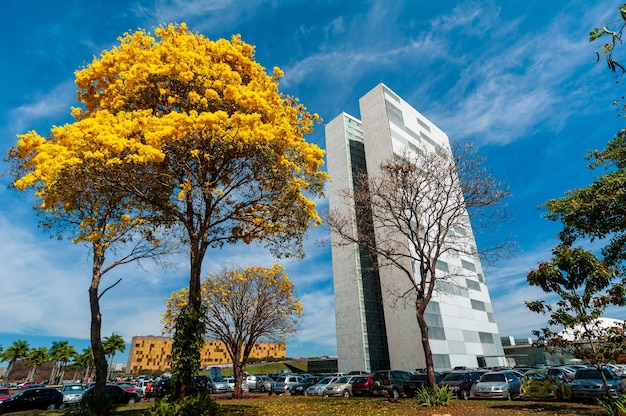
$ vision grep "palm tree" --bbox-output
[102,333,125,381]
[74,348,94,382]
[1,340,30,380]
[49,341,77,384]
[25,347,49,382]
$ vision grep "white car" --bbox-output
[225,377,249,392]
[134,379,154,397]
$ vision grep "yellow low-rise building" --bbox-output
[126,335,286,374]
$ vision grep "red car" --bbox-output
[351,374,374,396]
[116,383,136,393]
[0,387,11,401]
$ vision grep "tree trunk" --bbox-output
[232,348,245,399]
[90,259,108,398]
[416,308,436,389]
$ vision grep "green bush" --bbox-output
[70,394,117,416]
[599,393,626,416]
[414,385,453,407]
[144,393,221,416]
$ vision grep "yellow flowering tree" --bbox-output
[6,152,174,397]
[11,23,326,398]
[163,264,302,399]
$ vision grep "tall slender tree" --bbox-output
[25,347,49,382]
[102,333,125,381]
[326,144,511,388]
[49,341,77,385]
[1,340,30,381]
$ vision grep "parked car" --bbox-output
[439,370,485,400]
[246,375,274,392]
[116,382,136,393]
[0,388,11,402]
[289,375,324,396]
[324,375,356,397]
[306,376,338,396]
[134,378,154,398]
[372,370,413,398]
[474,370,522,400]
[153,378,171,398]
[571,367,626,400]
[0,387,63,413]
[206,376,231,394]
[519,368,572,401]
[271,375,304,395]
[224,377,249,392]
[352,374,375,396]
[83,384,140,404]
[61,383,85,406]
[403,372,443,398]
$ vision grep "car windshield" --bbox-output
[480,373,506,383]
[318,377,334,385]
[336,376,350,383]
[575,369,607,380]
[443,373,465,381]
[523,372,547,381]
[212,376,226,382]
[353,377,367,383]
[63,385,84,392]
[275,377,286,383]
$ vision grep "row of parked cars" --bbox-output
[253,364,626,402]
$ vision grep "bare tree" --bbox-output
[325,142,512,388]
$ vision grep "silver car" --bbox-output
[306,376,338,396]
[61,384,85,406]
[246,375,274,392]
[474,370,522,400]
[324,376,355,397]
[271,375,304,395]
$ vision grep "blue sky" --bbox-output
[1,0,624,365]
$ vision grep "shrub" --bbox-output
[599,393,626,416]
[144,393,221,416]
[70,394,117,416]
[414,385,453,407]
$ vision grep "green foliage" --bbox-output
[525,244,624,363]
[414,385,453,407]
[170,305,207,400]
[599,393,626,416]
[71,393,117,416]
[144,394,221,416]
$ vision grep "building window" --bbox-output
[466,279,481,291]
[479,332,495,344]
[435,259,449,272]
[461,259,476,272]
[470,299,486,311]
[429,327,446,340]
[433,354,451,369]
[417,117,431,132]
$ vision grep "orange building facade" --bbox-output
[126,336,286,374]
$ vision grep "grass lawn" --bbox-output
[217,396,605,416]
[24,395,605,416]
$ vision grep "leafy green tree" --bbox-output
[49,341,77,384]
[25,347,49,382]
[1,340,29,381]
[545,129,626,267]
[526,244,626,395]
[102,333,125,381]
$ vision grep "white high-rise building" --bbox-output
[325,83,506,373]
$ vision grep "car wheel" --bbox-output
[461,389,470,400]
[390,388,400,399]
[260,385,266,393]
[506,390,512,401]
[208,386,214,394]
[128,397,136,404]
[47,404,56,410]
[342,389,350,397]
